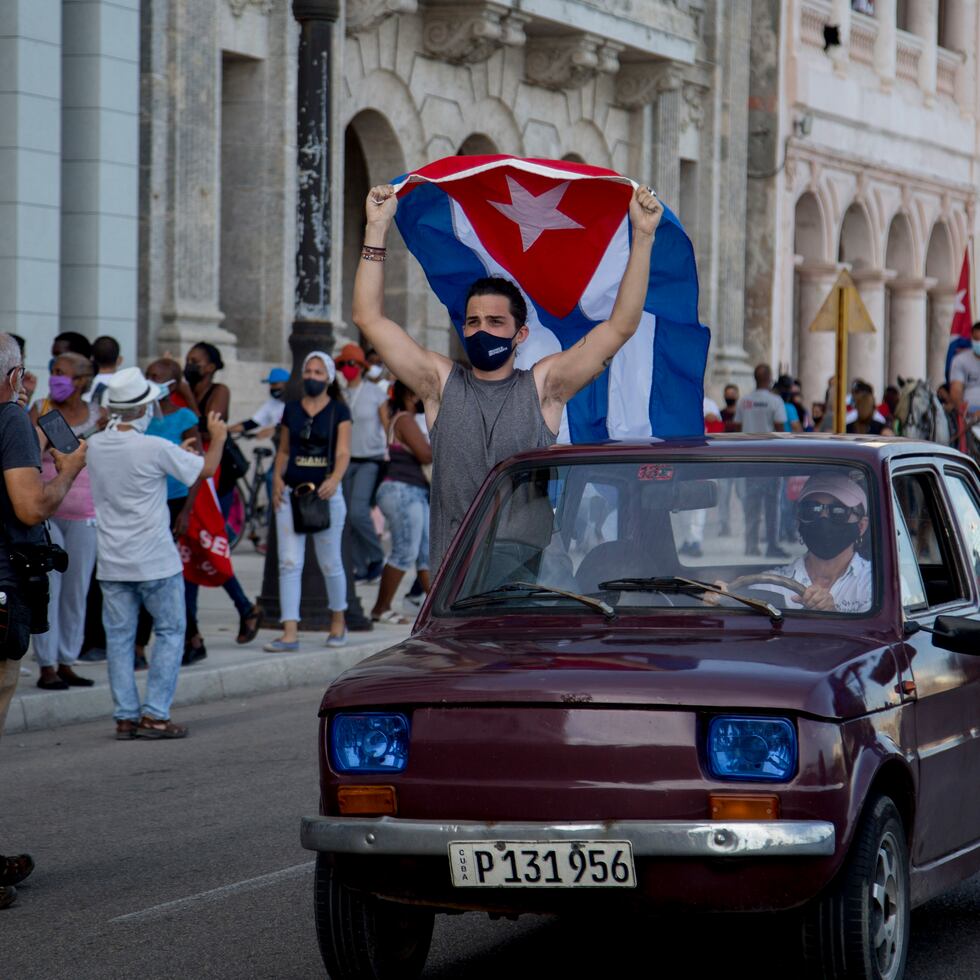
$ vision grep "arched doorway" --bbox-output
[839,202,885,393]
[885,212,923,386]
[342,110,408,340]
[794,192,835,406]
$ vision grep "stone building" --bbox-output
[746,0,980,406]
[137,0,759,416]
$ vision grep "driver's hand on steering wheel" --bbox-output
[701,580,730,607]
[791,584,836,611]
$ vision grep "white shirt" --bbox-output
[87,428,204,581]
[703,396,721,418]
[950,348,980,409]
[770,552,872,614]
[734,388,787,433]
[347,380,388,457]
[249,396,286,430]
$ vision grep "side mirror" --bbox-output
[931,615,980,655]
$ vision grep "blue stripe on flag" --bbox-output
[651,317,711,436]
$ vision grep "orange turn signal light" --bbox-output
[709,793,780,821]
[337,785,398,816]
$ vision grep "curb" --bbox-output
[4,634,403,736]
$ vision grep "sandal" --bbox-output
[372,610,411,625]
[237,603,263,645]
[133,716,188,740]
[0,854,34,887]
[116,720,138,740]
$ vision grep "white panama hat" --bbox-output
[102,366,163,410]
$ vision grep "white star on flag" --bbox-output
[954,288,967,315]
[489,175,584,251]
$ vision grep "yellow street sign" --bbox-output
[806,269,877,433]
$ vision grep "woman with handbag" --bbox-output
[181,342,262,659]
[370,381,432,625]
[266,351,352,650]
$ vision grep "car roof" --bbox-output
[503,433,973,468]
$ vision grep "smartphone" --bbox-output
[38,410,81,454]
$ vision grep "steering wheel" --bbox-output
[728,573,808,598]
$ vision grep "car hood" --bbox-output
[321,625,903,720]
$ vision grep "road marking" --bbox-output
[109,860,315,924]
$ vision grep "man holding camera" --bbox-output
[0,332,88,909]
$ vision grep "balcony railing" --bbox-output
[895,29,923,83]
[849,11,877,66]
[801,0,832,49]
[937,46,963,99]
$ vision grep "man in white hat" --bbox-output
[86,367,228,739]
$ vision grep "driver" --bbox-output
[762,474,872,613]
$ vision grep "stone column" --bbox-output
[653,69,682,207]
[928,286,959,386]
[158,0,236,356]
[889,278,933,384]
[829,0,852,76]
[874,0,897,89]
[796,264,841,407]
[909,0,938,102]
[850,269,891,394]
[704,0,754,393]
[0,0,62,371]
[60,0,140,364]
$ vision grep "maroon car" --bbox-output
[301,436,980,980]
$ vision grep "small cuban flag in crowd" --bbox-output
[391,156,710,442]
[947,245,974,381]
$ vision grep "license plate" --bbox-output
[448,840,635,888]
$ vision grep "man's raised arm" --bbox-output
[535,186,663,411]
[352,185,452,404]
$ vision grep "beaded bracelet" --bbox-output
[361,250,386,262]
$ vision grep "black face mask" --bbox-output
[183,364,203,386]
[799,519,861,560]
[724,397,737,407]
[303,378,327,397]
[270,387,285,400]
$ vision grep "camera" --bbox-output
[8,542,69,634]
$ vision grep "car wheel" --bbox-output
[314,855,434,980]
[801,795,910,980]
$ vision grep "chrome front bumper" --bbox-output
[301,816,836,858]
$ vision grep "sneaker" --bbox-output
[78,647,107,663]
[263,638,299,652]
[325,631,348,648]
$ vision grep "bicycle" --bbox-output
[226,434,275,553]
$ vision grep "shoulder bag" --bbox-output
[289,403,335,533]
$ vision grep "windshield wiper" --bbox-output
[450,581,616,619]
[597,575,783,623]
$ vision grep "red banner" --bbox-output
[177,479,233,587]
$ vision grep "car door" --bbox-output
[891,463,980,864]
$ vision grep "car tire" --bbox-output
[314,855,434,980]
[801,794,910,980]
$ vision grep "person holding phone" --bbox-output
[28,353,106,690]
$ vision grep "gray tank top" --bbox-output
[429,364,557,570]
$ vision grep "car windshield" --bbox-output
[439,458,879,618]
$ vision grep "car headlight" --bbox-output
[330,712,409,773]
[707,716,797,782]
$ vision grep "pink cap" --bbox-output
[799,473,867,512]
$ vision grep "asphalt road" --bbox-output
[2,685,977,979]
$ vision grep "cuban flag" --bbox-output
[391,156,709,442]
[946,245,974,381]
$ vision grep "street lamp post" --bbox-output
[259,0,372,632]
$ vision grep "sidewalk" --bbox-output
[6,550,413,735]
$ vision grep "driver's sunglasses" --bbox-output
[797,500,859,525]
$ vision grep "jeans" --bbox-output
[102,573,185,722]
[33,517,98,667]
[344,459,385,574]
[376,480,430,572]
[743,478,780,551]
[276,487,348,621]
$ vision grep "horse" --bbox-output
[892,378,953,445]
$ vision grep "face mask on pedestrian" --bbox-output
[724,396,737,407]
[270,385,285,400]
[339,365,360,383]
[303,378,327,397]
[118,407,152,434]
[799,517,861,560]
[366,364,383,381]
[972,340,980,356]
[465,328,519,372]
[49,374,76,403]
[183,363,203,386]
